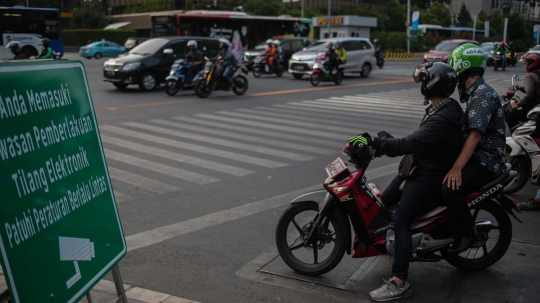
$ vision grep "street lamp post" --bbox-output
[327,0,331,38]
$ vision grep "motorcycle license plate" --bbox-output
[106,71,115,77]
[325,157,348,178]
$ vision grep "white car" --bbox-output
[288,38,376,79]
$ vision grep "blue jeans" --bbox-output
[382,175,439,281]
[222,66,233,84]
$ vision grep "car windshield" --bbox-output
[433,43,460,51]
[87,42,102,47]
[532,45,540,51]
[306,42,328,52]
[129,38,168,55]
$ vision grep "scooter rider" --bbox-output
[273,39,283,67]
[335,41,347,68]
[507,53,540,130]
[346,62,464,302]
[6,41,26,60]
[37,38,54,59]
[325,41,339,73]
[444,43,506,254]
[184,40,204,84]
[494,41,509,67]
[214,38,234,89]
[264,39,276,71]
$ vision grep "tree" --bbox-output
[457,2,472,27]
[72,2,108,29]
[244,0,286,16]
[383,0,406,32]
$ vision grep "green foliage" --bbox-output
[63,29,136,46]
[124,0,176,14]
[457,2,472,27]
[244,0,287,16]
[383,0,407,32]
[72,3,110,29]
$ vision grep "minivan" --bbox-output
[103,37,222,91]
[288,38,376,79]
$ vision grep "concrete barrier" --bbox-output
[384,52,424,61]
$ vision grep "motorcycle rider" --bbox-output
[324,41,339,74]
[37,38,54,59]
[334,41,347,68]
[214,39,234,89]
[184,40,204,84]
[347,62,464,302]
[6,41,26,60]
[264,39,276,71]
[444,43,506,254]
[493,41,509,67]
[273,39,283,68]
[507,52,540,130]
[374,38,383,64]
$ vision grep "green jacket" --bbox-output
[38,47,53,59]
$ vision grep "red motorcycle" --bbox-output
[276,132,521,277]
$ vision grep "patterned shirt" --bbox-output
[461,78,505,173]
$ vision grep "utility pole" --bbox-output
[503,17,508,42]
[301,0,304,19]
[472,15,477,40]
[214,0,217,7]
[407,0,410,53]
[327,0,331,38]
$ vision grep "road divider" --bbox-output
[384,52,424,61]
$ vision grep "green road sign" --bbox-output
[0,61,126,303]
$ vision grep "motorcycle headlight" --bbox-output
[312,63,319,69]
[423,53,428,59]
[122,62,141,71]
[496,51,501,55]
[169,71,175,75]
[171,64,179,68]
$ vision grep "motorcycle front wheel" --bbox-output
[194,79,211,98]
[445,201,512,271]
[310,73,321,86]
[165,79,181,96]
[276,67,284,77]
[502,155,529,194]
[233,75,249,95]
[494,64,499,71]
[253,66,262,78]
[276,202,347,276]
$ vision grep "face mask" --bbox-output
[458,86,468,103]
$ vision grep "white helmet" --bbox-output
[273,40,280,45]
[187,40,197,48]
[6,41,21,52]
[218,38,231,48]
[266,39,273,44]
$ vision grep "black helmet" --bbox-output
[41,38,50,48]
[413,62,458,98]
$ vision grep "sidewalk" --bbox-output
[0,268,199,303]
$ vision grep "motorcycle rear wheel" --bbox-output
[494,64,499,71]
[276,203,347,276]
[502,156,529,194]
[334,71,343,85]
[253,66,262,78]
[445,202,512,271]
[233,75,249,95]
[276,67,284,77]
[310,73,321,86]
[194,79,211,98]
[165,80,181,96]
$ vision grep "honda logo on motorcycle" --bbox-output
[467,184,503,208]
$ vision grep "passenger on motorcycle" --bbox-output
[445,43,506,254]
[507,53,540,130]
[37,38,54,59]
[273,39,283,60]
[264,39,276,69]
[324,41,339,74]
[6,41,26,60]
[335,41,347,67]
[214,38,234,89]
[493,41,509,66]
[184,40,204,84]
[346,62,464,302]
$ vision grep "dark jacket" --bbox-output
[13,52,26,60]
[372,98,465,186]
[518,69,540,108]
[185,50,204,67]
[326,48,337,60]
[214,49,233,67]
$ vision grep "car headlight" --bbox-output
[312,63,319,69]
[104,60,114,66]
[122,62,141,71]
[292,56,299,61]
[423,53,428,59]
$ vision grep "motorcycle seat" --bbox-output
[477,163,512,192]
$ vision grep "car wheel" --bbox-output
[361,63,371,77]
[139,72,157,91]
[94,52,102,59]
[293,74,303,80]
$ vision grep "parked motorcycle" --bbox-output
[193,56,249,99]
[503,76,540,194]
[276,132,521,277]
[252,55,284,78]
[310,55,344,86]
[490,50,506,71]
[507,52,517,67]
[164,59,192,96]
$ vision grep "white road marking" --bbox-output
[125,122,312,161]
[113,190,133,204]
[104,149,219,185]
[286,102,419,119]
[125,162,399,252]
[100,125,286,169]
[195,114,348,139]
[172,116,342,147]
[150,119,335,155]
[109,166,179,194]
[102,135,254,177]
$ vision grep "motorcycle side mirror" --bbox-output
[377,131,394,139]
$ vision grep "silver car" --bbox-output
[288,38,376,79]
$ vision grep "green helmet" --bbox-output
[447,43,486,77]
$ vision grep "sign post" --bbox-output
[485,21,490,38]
[535,24,540,45]
[0,60,127,303]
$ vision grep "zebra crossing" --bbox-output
[102,88,429,203]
